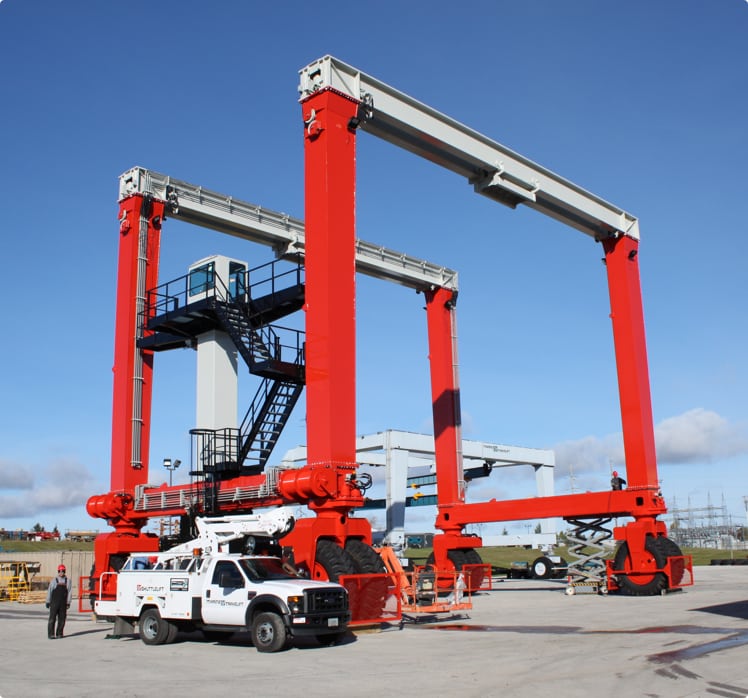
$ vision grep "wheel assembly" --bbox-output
[531,556,554,580]
[313,539,356,582]
[426,548,486,592]
[139,608,171,645]
[612,535,683,596]
[344,539,388,620]
[251,611,287,653]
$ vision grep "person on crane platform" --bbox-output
[610,471,626,491]
[46,564,72,639]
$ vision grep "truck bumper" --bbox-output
[287,612,350,636]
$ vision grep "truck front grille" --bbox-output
[306,587,348,613]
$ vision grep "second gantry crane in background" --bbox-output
[87,55,689,603]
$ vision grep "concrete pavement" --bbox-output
[2,566,747,698]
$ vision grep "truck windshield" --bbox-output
[239,557,294,581]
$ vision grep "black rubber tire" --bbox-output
[426,548,467,570]
[344,539,386,573]
[251,611,287,653]
[139,608,170,645]
[426,549,468,592]
[531,556,555,580]
[314,539,357,582]
[462,548,487,590]
[552,557,569,579]
[652,537,685,586]
[165,620,178,644]
[613,537,667,596]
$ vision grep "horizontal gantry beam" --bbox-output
[281,429,555,469]
[119,166,458,292]
[298,55,639,241]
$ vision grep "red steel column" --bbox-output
[301,88,360,472]
[110,194,163,493]
[603,235,658,489]
[425,287,463,507]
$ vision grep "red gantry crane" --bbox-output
[86,165,457,599]
[87,56,688,603]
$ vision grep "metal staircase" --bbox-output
[210,299,303,382]
[237,379,303,474]
[140,259,305,479]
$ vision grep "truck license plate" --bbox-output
[328,617,339,627]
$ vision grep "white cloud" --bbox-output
[0,459,34,490]
[0,458,102,519]
[655,408,748,463]
[552,408,748,483]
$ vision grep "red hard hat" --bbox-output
[58,564,66,572]
[612,471,618,477]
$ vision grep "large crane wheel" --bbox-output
[344,539,386,574]
[427,548,486,591]
[613,536,683,596]
[313,539,356,582]
[345,539,388,619]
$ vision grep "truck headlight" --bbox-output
[287,595,303,614]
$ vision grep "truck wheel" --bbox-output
[314,539,356,582]
[139,608,170,645]
[552,557,569,579]
[251,611,287,653]
[531,556,554,580]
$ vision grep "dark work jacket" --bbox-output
[47,575,72,606]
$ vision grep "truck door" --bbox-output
[201,560,248,625]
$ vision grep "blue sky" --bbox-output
[0,0,746,536]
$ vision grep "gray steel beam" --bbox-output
[119,166,458,292]
[298,55,639,241]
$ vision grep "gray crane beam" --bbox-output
[298,55,639,241]
[119,166,458,292]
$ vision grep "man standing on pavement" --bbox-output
[46,564,72,639]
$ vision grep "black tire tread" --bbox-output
[613,537,667,596]
[251,611,286,653]
[315,539,357,582]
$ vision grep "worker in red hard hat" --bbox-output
[610,470,626,491]
[46,563,73,639]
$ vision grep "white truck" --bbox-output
[95,509,350,652]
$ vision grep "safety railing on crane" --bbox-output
[141,265,305,374]
[132,467,288,514]
[142,258,303,324]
